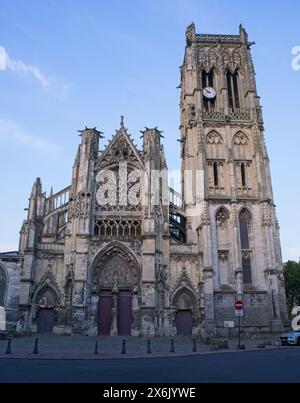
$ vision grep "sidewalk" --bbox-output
[0,334,283,360]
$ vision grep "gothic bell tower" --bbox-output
[179,23,287,333]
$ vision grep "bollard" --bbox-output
[147,339,152,354]
[33,338,39,354]
[94,341,98,355]
[121,339,126,354]
[170,339,175,353]
[192,339,197,353]
[5,338,11,355]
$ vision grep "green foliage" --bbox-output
[284,260,300,315]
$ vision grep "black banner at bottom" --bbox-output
[0,383,295,400]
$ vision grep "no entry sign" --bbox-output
[235,300,244,310]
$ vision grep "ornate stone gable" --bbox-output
[96,122,144,170]
[172,267,197,295]
[31,269,61,305]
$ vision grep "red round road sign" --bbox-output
[235,300,244,310]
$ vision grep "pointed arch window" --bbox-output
[227,70,240,110]
[239,209,252,284]
[213,161,219,187]
[202,70,215,111]
[241,162,246,187]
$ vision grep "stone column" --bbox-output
[265,269,283,331]
[88,292,98,336]
[141,234,156,337]
[231,201,243,287]
[110,288,118,336]
[235,269,244,299]
[202,267,216,335]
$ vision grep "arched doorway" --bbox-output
[92,244,140,336]
[173,288,196,336]
[38,308,55,334]
[36,289,57,334]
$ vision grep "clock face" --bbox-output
[203,87,216,99]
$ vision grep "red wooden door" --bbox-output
[118,290,133,336]
[175,310,193,335]
[98,290,113,335]
[38,308,54,334]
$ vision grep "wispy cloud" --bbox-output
[6,53,48,87]
[0,118,62,154]
[0,46,72,98]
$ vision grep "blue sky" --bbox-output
[0,0,299,261]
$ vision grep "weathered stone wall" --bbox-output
[214,291,273,335]
[0,257,22,328]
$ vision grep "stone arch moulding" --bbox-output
[232,131,249,146]
[215,206,230,221]
[172,286,197,310]
[90,241,141,293]
[172,286,199,334]
[238,206,252,220]
[31,271,61,320]
[206,130,224,145]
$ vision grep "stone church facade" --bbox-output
[0,24,288,336]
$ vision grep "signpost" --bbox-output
[235,300,244,349]
[224,320,234,339]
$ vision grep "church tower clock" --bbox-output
[179,23,287,333]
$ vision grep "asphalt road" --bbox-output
[0,348,299,383]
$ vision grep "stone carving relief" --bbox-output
[68,192,91,219]
[198,46,243,73]
[206,131,223,145]
[98,131,141,169]
[92,245,140,292]
[216,208,229,228]
[218,250,229,261]
[201,201,210,226]
[129,240,142,256]
[187,103,197,127]
[38,289,56,308]
[172,267,197,295]
[32,270,61,307]
[221,47,242,72]
[233,131,248,145]
[198,47,220,71]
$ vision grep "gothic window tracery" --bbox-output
[207,160,225,192]
[233,131,251,192]
[202,69,215,111]
[216,207,230,285]
[206,131,225,184]
[96,165,142,212]
[206,131,223,145]
[239,208,252,284]
[94,219,141,238]
[227,70,240,110]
